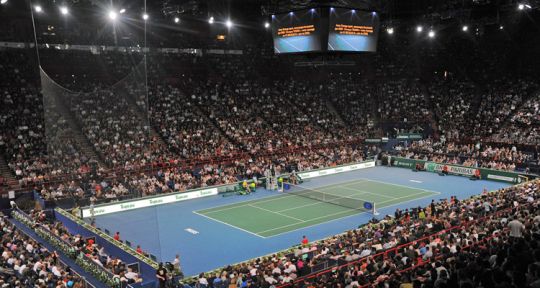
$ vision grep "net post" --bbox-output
[372,202,379,216]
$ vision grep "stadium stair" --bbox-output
[8,217,109,288]
[0,155,17,190]
[324,99,346,126]
[192,102,246,149]
[44,88,107,167]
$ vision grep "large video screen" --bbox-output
[272,9,322,54]
[327,8,380,52]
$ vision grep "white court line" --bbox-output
[288,179,369,191]
[339,186,394,200]
[410,180,423,183]
[257,190,440,237]
[255,208,357,235]
[197,194,298,214]
[375,193,442,215]
[276,191,366,213]
[198,179,369,215]
[359,178,442,195]
[247,204,305,222]
[192,210,266,239]
[263,211,366,238]
[376,190,439,206]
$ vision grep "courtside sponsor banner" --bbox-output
[298,161,375,179]
[393,157,535,184]
[81,188,218,218]
[393,158,417,169]
[424,162,478,176]
[487,174,516,183]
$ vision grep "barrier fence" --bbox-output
[391,156,536,184]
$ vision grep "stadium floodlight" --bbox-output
[108,10,117,20]
[416,25,423,32]
[174,17,180,23]
[264,22,270,28]
[60,6,68,15]
[226,19,233,28]
[525,4,532,8]
[499,25,504,30]
[462,25,468,32]
[518,4,525,10]
[351,9,356,13]
[208,16,214,24]
[311,8,315,12]
[0,0,7,5]
[386,27,394,35]
[34,5,42,13]
[428,30,435,38]
[119,8,126,14]
[142,13,149,20]
[289,11,293,15]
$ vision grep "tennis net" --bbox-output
[283,183,378,215]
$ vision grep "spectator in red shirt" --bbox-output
[301,235,309,246]
[136,245,143,254]
[114,231,120,241]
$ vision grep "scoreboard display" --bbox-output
[271,7,380,54]
[271,8,322,54]
[328,8,379,52]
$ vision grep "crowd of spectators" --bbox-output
[0,212,86,287]
[493,92,540,145]
[0,36,539,198]
[24,209,145,285]
[395,139,535,172]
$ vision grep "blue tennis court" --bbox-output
[90,166,509,276]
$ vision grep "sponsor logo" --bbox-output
[176,194,188,200]
[149,199,163,205]
[120,203,135,210]
[487,174,516,183]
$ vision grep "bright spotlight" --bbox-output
[525,4,532,8]
[518,4,525,10]
[226,19,233,28]
[499,25,504,30]
[119,8,126,14]
[142,13,149,20]
[264,22,270,28]
[351,9,356,13]
[428,30,435,38]
[416,26,423,32]
[208,16,214,24]
[60,6,68,15]
[174,17,180,23]
[386,27,394,35]
[34,5,42,13]
[0,0,7,5]
[108,11,117,20]
[462,25,468,32]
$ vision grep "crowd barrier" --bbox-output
[54,208,158,287]
[9,210,98,288]
[391,156,536,184]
